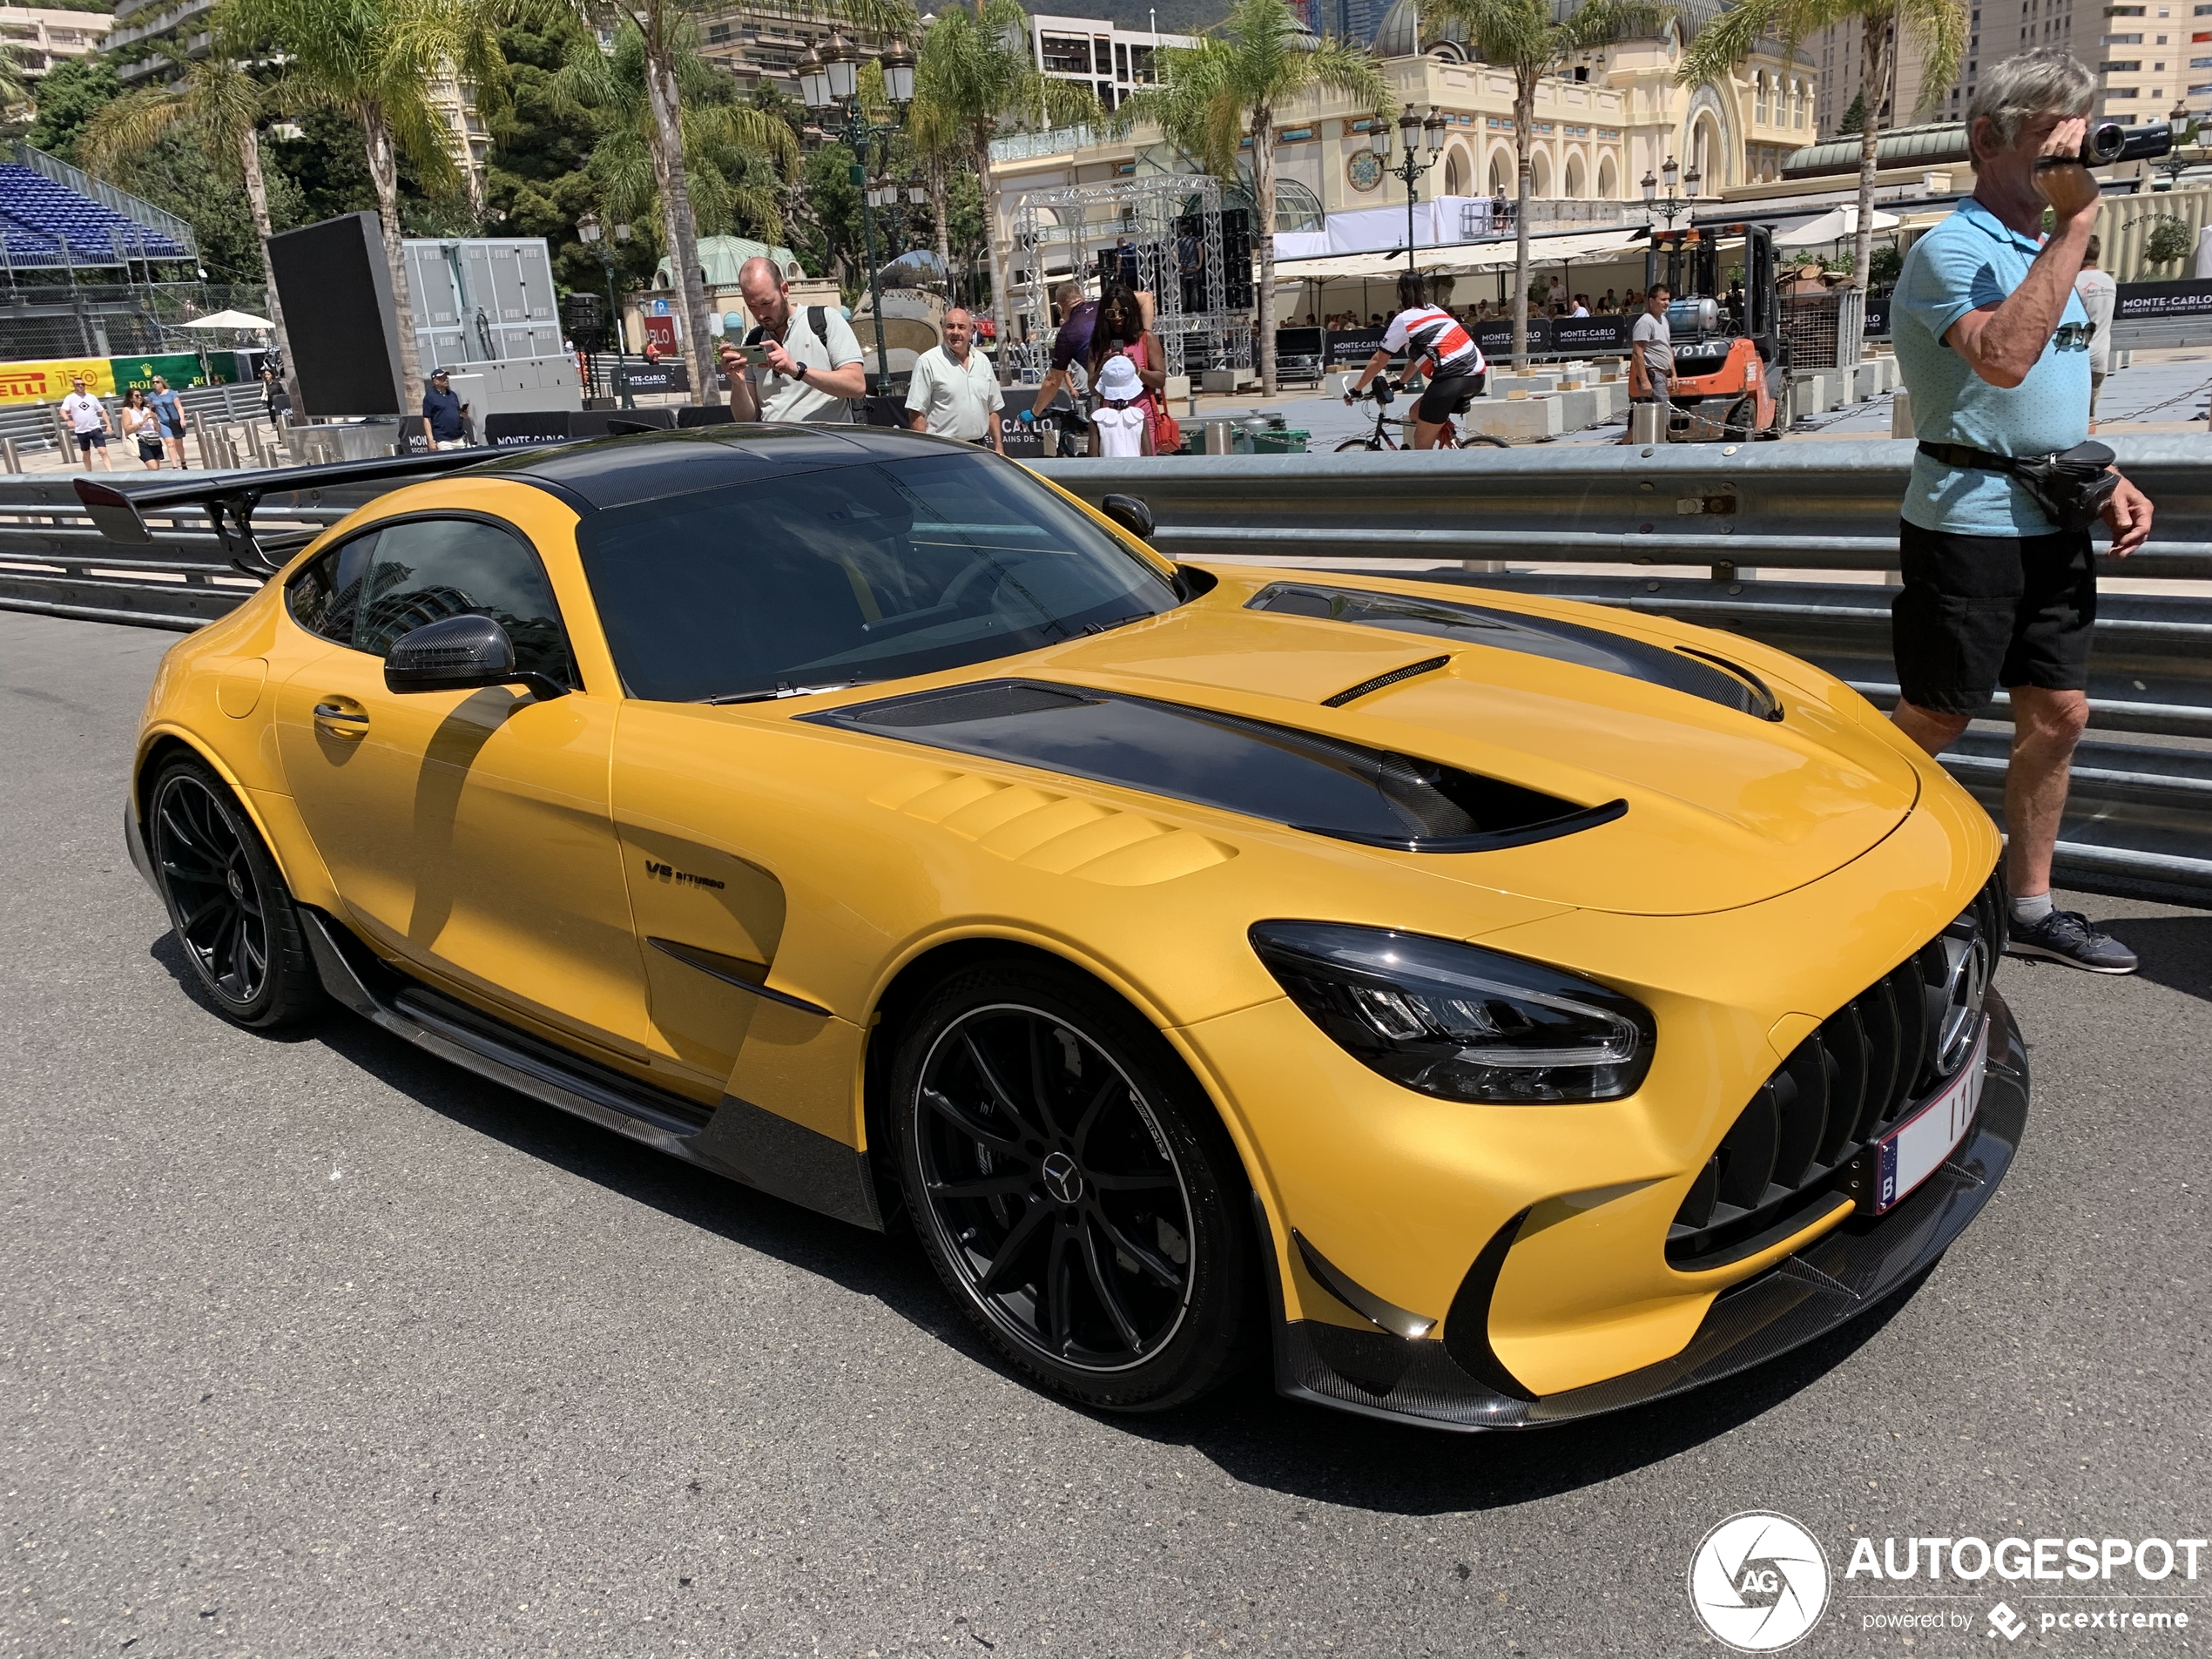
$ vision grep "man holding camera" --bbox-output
[1891,49,2152,973]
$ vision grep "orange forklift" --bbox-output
[1630,221,1784,442]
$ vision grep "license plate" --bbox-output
[1864,1017,1987,1215]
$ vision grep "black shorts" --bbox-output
[1415,368,1483,424]
[74,430,106,452]
[1892,520,2097,715]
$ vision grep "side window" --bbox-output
[353,517,575,685]
[285,531,376,645]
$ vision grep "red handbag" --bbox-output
[1128,337,1182,455]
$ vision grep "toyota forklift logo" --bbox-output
[1689,1512,1832,1651]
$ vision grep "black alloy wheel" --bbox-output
[148,759,322,1029]
[892,961,1255,1412]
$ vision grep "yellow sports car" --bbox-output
[98,427,2026,1430]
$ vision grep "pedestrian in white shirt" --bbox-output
[718,256,867,422]
[905,307,1005,452]
[59,376,112,470]
[1089,355,1152,457]
[2074,233,2117,428]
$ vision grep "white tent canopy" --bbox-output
[1776,206,1899,248]
[179,308,274,330]
[1274,227,1646,283]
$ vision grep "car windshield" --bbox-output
[576,451,1181,703]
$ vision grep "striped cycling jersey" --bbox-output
[1380,306,1485,376]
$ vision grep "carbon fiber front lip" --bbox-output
[1267,985,2030,1432]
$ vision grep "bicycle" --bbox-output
[1335,375,1509,452]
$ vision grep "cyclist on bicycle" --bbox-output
[1345,271,1487,449]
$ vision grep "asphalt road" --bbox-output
[3,607,2208,1659]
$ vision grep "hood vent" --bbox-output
[805,678,1624,855]
[1247,582,1782,722]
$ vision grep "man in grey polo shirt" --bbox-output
[906,307,1005,452]
[718,256,866,422]
[1891,48,2153,973]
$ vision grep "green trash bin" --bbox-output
[1248,428,1310,455]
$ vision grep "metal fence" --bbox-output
[0,381,279,467]
[0,439,2205,900]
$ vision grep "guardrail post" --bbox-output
[1890,389,1913,439]
[2,437,17,475]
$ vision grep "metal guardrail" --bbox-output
[0,382,275,463]
[0,440,2205,899]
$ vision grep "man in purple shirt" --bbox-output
[1027,280,1099,421]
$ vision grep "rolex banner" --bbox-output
[0,353,228,408]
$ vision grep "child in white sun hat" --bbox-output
[1089,354,1153,458]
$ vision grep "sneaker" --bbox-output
[2006,907,2139,974]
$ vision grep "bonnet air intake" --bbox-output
[1247,583,1783,722]
[803,680,1625,854]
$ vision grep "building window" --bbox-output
[1039,33,1090,73]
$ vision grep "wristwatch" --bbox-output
[792,361,808,382]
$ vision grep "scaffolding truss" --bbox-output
[1008,172,1250,382]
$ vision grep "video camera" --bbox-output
[2038,119,2176,171]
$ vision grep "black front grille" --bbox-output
[1669,869,2006,1269]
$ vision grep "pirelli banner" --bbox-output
[0,353,223,408]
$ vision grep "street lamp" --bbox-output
[2159,97,2195,185]
[576,208,636,409]
[1381,103,1447,280]
[800,31,919,389]
[1646,156,1691,229]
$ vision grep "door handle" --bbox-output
[313,699,369,738]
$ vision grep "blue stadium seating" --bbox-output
[0,162,192,269]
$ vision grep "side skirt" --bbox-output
[299,907,884,1231]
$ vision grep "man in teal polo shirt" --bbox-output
[1891,48,2153,973]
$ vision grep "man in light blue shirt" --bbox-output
[1889,49,2152,974]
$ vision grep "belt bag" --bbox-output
[1919,439,2119,533]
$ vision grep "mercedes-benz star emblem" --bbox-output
[1040,1150,1083,1207]
[1934,927,1991,1075]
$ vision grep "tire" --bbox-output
[1460,433,1510,448]
[1334,435,1382,453]
[146,757,323,1030]
[889,958,1256,1413]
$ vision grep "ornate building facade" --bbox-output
[984,0,1816,294]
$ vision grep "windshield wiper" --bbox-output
[700,679,880,705]
[1082,611,1156,637]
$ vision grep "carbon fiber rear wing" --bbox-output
[72,448,502,577]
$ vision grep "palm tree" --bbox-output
[0,44,27,115]
[911,0,1098,338]
[1122,0,1385,396]
[1680,0,1962,288]
[1423,0,1672,368]
[82,55,305,412]
[902,73,963,294]
[219,0,515,409]
[559,17,796,260]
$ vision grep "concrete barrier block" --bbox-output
[1554,388,1600,431]
[1488,374,1560,398]
[1461,395,1563,442]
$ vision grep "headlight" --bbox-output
[1248,921,1656,1103]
